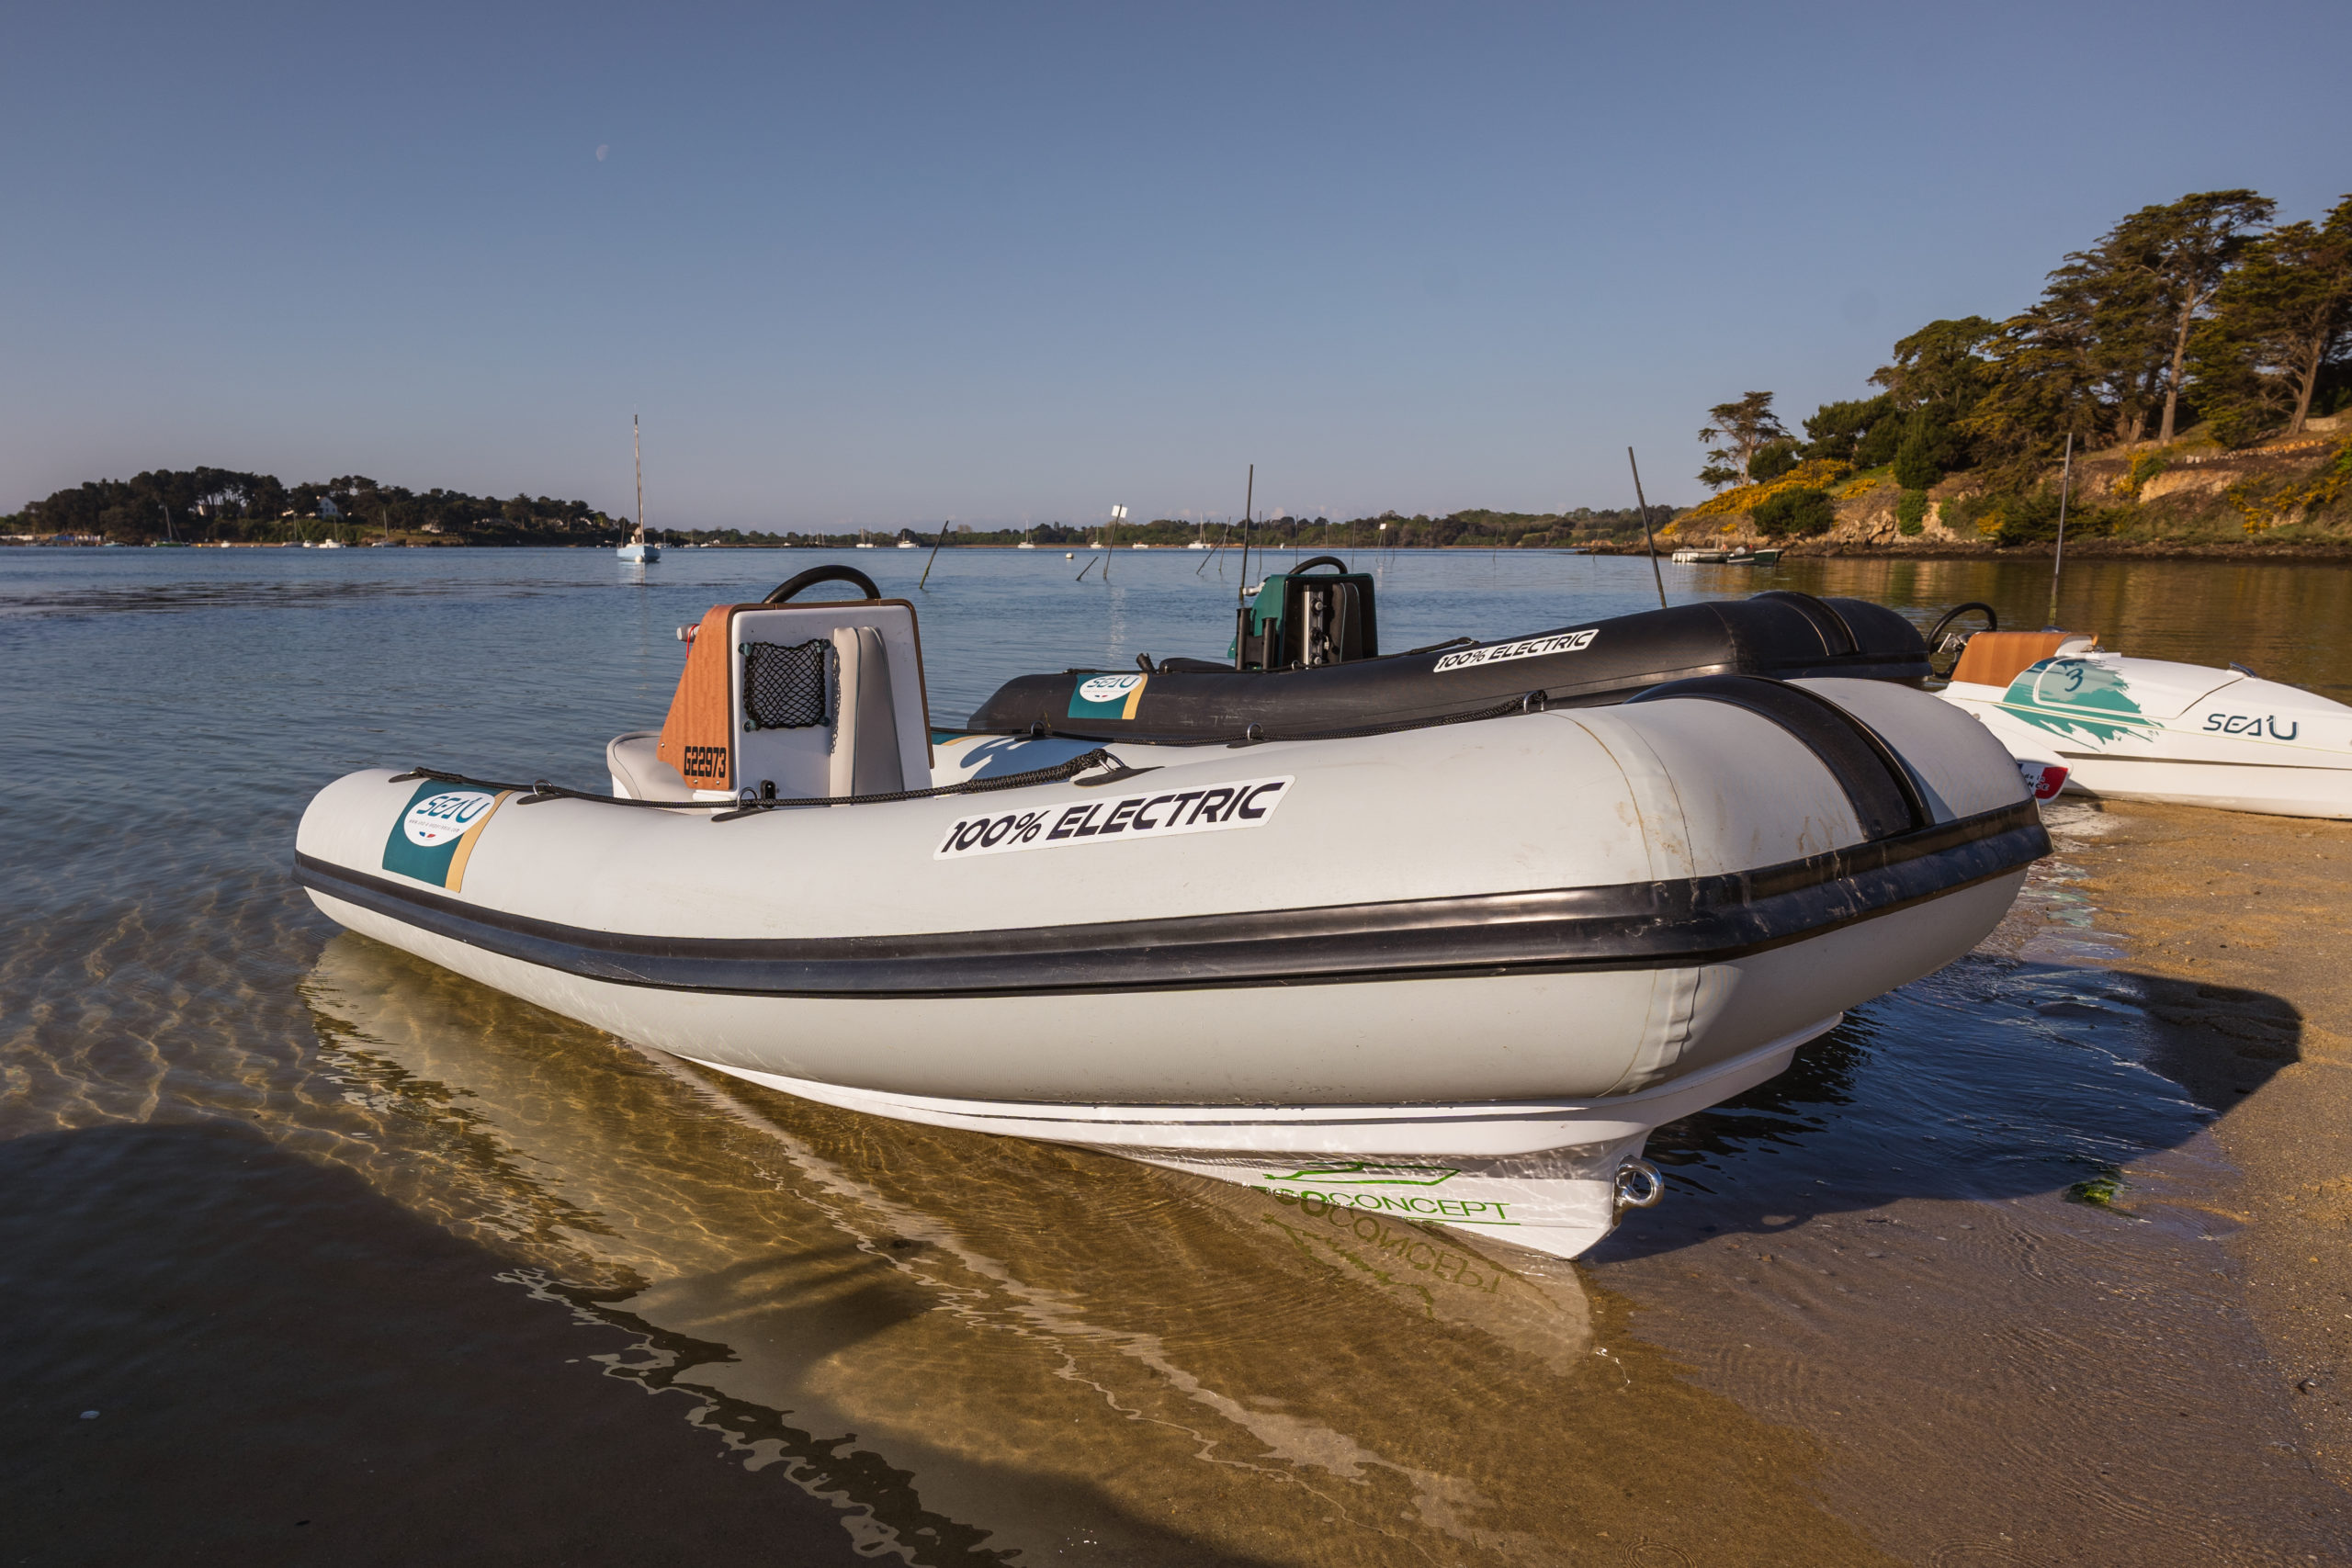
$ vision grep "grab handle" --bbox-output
[764,566,883,604]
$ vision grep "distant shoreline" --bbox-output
[14,537,2352,563]
[1578,537,2352,563]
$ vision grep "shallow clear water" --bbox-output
[4,545,2348,1563]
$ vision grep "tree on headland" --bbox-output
[1770,188,2352,505]
[1872,318,2000,416]
[1871,318,1998,488]
[1964,263,2146,467]
[2188,196,2352,444]
[2101,190,2278,443]
[1751,487,1835,538]
[1798,394,1898,467]
[1696,393,1789,490]
[1746,440,1800,482]
[1963,193,2275,457]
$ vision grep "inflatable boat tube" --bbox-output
[968,585,1928,742]
[297,649,2044,1259]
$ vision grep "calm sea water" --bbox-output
[4,544,2347,1563]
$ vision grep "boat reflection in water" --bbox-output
[300,932,1880,1566]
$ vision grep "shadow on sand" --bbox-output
[0,1120,1267,1568]
[1594,954,2299,1259]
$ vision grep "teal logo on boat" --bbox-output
[1265,1162,1461,1187]
[381,781,511,891]
[1999,659,2153,744]
[1069,672,1148,720]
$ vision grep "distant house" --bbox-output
[319,497,341,519]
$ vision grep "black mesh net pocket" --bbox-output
[742,638,831,730]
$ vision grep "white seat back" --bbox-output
[730,602,931,799]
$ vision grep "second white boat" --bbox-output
[1936,611,2352,819]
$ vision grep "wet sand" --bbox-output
[2073,799,2352,1482]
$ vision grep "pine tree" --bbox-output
[2188,196,2352,443]
[1696,392,1788,491]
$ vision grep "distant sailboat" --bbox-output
[1016,524,1037,549]
[855,528,876,548]
[616,415,661,564]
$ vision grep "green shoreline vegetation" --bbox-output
[12,191,2347,559]
[0,473,1668,554]
[1669,187,2352,556]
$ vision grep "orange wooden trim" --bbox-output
[1950,630,2088,690]
[658,605,742,792]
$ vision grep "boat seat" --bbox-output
[656,594,931,799]
[607,731,695,801]
[825,624,909,796]
[1950,630,2097,689]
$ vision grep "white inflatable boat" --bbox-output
[1933,607,2352,819]
[295,570,2049,1258]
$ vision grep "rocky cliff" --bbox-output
[1654,414,2351,556]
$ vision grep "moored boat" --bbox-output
[1933,606,2352,819]
[296,568,2048,1258]
[616,415,661,563]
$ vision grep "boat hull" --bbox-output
[296,679,2043,1256]
[300,875,2009,1258]
[1942,655,2352,819]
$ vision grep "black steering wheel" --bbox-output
[1289,555,1351,575]
[764,565,883,604]
[1925,602,1997,679]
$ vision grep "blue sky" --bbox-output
[6,2,2346,528]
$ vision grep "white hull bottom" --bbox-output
[2040,754,2350,819]
[683,1024,1829,1259]
[311,871,2008,1258]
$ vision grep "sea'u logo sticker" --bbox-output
[1069,673,1148,720]
[382,781,512,890]
[401,791,497,846]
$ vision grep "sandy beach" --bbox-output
[2076,799,2352,1481]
